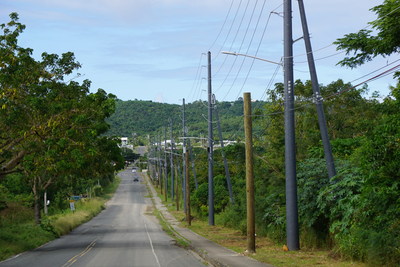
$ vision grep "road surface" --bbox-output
[0,169,206,267]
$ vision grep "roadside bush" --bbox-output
[92,185,103,197]
[11,193,34,208]
[214,175,229,213]
[0,185,9,211]
[217,204,245,231]
[192,183,208,217]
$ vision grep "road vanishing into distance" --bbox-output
[0,169,206,267]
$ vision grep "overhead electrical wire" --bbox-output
[212,0,252,89]
[249,61,400,119]
[208,0,236,52]
[211,0,244,75]
[215,3,282,99]
[234,1,279,101]
[292,3,400,60]
[193,1,400,138]
[217,0,261,99]
[188,53,205,102]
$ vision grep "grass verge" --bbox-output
[0,176,121,262]
[149,182,366,267]
[144,178,190,249]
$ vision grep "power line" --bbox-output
[208,0,236,52]
[221,0,264,100]
[188,53,205,102]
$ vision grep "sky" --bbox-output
[1,0,398,104]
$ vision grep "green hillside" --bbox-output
[105,99,266,139]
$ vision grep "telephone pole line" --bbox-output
[158,133,163,194]
[284,0,300,251]
[188,139,198,190]
[185,146,191,226]
[298,0,336,178]
[164,126,168,201]
[214,95,234,204]
[182,98,187,213]
[170,119,175,200]
[244,92,255,253]
[207,51,215,226]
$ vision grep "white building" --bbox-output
[120,137,128,147]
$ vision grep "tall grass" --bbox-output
[0,203,55,261]
[49,198,105,236]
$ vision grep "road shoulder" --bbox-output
[143,173,273,267]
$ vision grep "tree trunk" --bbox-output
[33,178,41,225]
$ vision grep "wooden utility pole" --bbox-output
[164,126,168,202]
[158,134,163,194]
[185,148,191,226]
[188,139,198,189]
[244,92,255,253]
[170,120,175,200]
[175,164,179,211]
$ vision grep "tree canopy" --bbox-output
[0,13,124,223]
[335,0,400,71]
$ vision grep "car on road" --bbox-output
[133,177,139,182]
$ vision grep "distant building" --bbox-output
[121,137,128,147]
[214,140,237,148]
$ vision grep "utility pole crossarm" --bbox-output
[221,51,282,65]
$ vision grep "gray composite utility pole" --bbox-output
[164,126,168,201]
[284,0,299,251]
[214,95,234,204]
[182,98,187,213]
[207,51,215,226]
[298,0,336,178]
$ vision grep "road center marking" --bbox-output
[62,238,97,267]
[145,222,161,267]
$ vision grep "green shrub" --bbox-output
[0,185,9,211]
[92,185,103,197]
[11,193,34,208]
[192,183,208,216]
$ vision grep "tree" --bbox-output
[0,13,78,178]
[335,0,400,72]
[0,13,124,223]
[334,3,400,263]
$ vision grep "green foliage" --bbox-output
[0,221,55,261]
[121,147,140,162]
[92,185,103,197]
[106,99,265,139]
[0,13,124,225]
[192,183,208,217]
[318,164,364,237]
[49,198,105,236]
[0,185,8,210]
[0,178,119,260]
[213,175,230,212]
[332,5,400,262]
[297,158,330,230]
[335,0,400,69]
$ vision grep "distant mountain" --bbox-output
[106,99,266,139]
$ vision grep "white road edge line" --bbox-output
[144,222,161,267]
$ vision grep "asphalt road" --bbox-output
[0,169,206,267]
